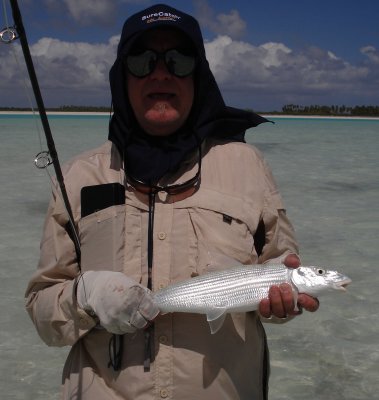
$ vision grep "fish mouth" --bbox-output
[335,278,352,291]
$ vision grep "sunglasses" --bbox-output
[125,48,196,78]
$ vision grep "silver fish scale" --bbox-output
[154,264,291,313]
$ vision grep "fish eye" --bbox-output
[316,268,326,275]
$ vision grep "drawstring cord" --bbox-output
[108,190,156,372]
[108,333,123,370]
[147,191,156,290]
[144,190,156,371]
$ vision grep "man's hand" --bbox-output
[258,254,320,319]
[76,271,159,334]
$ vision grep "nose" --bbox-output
[149,59,172,80]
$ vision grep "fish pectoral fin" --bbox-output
[206,308,227,334]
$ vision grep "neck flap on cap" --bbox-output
[108,3,268,184]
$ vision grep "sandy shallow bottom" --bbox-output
[1,114,378,399]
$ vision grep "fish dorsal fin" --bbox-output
[206,308,227,334]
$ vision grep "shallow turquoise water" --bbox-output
[1,114,378,399]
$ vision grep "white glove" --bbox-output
[76,271,159,334]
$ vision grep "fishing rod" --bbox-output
[3,0,81,265]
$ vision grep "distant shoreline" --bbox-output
[262,114,379,120]
[0,111,110,116]
[1,110,379,120]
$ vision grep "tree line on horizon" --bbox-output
[1,104,379,116]
[281,104,379,116]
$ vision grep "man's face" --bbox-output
[127,29,195,136]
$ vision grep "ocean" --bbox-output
[0,114,378,399]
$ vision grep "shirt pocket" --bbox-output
[186,192,262,274]
[78,205,126,273]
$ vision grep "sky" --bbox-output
[1,0,379,111]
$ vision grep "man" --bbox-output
[25,4,318,399]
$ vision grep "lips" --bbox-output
[147,92,175,100]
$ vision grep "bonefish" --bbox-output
[153,264,351,333]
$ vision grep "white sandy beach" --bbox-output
[262,114,379,120]
[1,110,379,120]
[0,110,110,116]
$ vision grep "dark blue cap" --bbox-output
[117,3,204,57]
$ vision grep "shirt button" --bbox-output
[160,389,169,398]
[158,231,167,240]
[159,335,168,344]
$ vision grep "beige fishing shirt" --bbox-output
[25,138,298,400]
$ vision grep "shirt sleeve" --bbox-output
[25,186,97,347]
[256,156,299,265]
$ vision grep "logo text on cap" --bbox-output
[142,11,181,24]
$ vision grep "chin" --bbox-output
[144,124,180,136]
[143,110,184,136]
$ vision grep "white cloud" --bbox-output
[215,10,247,38]
[361,46,379,64]
[0,35,119,106]
[327,51,339,61]
[1,32,378,109]
[260,42,292,68]
[194,1,246,38]
[30,36,118,87]
[43,0,117,24]
[43,0,148,24]
[64,0,116,24]
[205,36,370,95]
